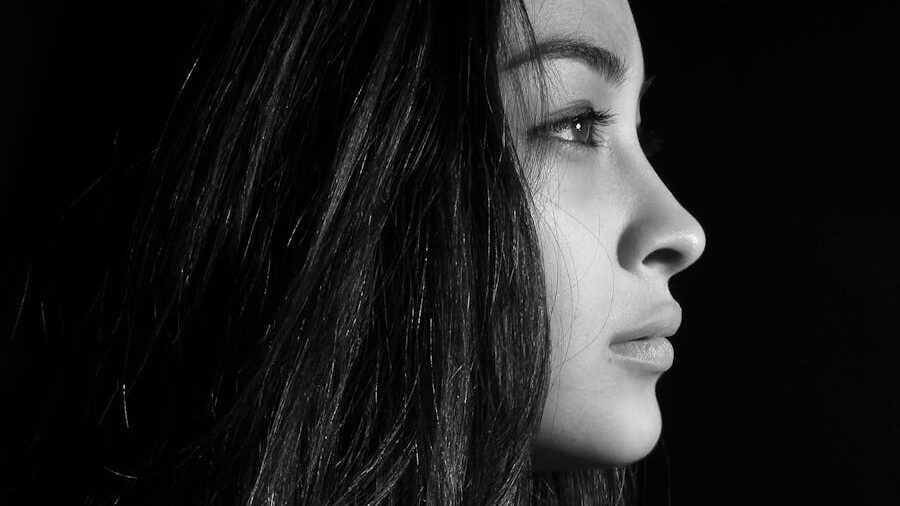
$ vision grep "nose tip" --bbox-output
[617,197,706,279]
[641,225,705,275]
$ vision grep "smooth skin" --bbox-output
[504,0,706,468]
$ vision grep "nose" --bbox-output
[617,180,706,279]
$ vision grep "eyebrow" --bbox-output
[639,75,655,101]
[503,37,630,87]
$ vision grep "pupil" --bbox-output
[574,120,589,142]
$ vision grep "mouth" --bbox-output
[608,302,682,373]
[609,336,675,373]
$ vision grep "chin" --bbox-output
[594,392,663,465]
[532,381,664,470]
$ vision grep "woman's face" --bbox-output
[503,0,706,468]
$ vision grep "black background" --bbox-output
[1,1,898,504]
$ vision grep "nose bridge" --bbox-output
[616,169,706,279]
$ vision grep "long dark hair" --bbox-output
[10,0,632,504]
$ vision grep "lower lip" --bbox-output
[609,337,674,373]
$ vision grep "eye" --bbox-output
[532,108,614,149]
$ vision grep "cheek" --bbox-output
[537,210,614,372]
[531,162,664,468]
[533,164,618,373]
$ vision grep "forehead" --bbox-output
[523,0,642,77]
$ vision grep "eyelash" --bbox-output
[530,108,666,159]
[531,108,614,150]
[638,126,664,159]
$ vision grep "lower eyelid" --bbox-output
[549,136,610,159]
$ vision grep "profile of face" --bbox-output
[503,0,706,468]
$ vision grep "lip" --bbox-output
[609,336,675,372]
[608,301,682,373]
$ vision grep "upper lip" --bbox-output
[609,301,683,345]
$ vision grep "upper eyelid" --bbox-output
[538,104,595,125]
[533,105,615,130]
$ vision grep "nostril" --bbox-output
[643,247,683,270]
[616,196,706,277]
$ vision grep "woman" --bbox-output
[514,0,705,472]
[13,0,704,503]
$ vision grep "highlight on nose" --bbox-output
[616,201,706,278]
[641,228,705,275]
